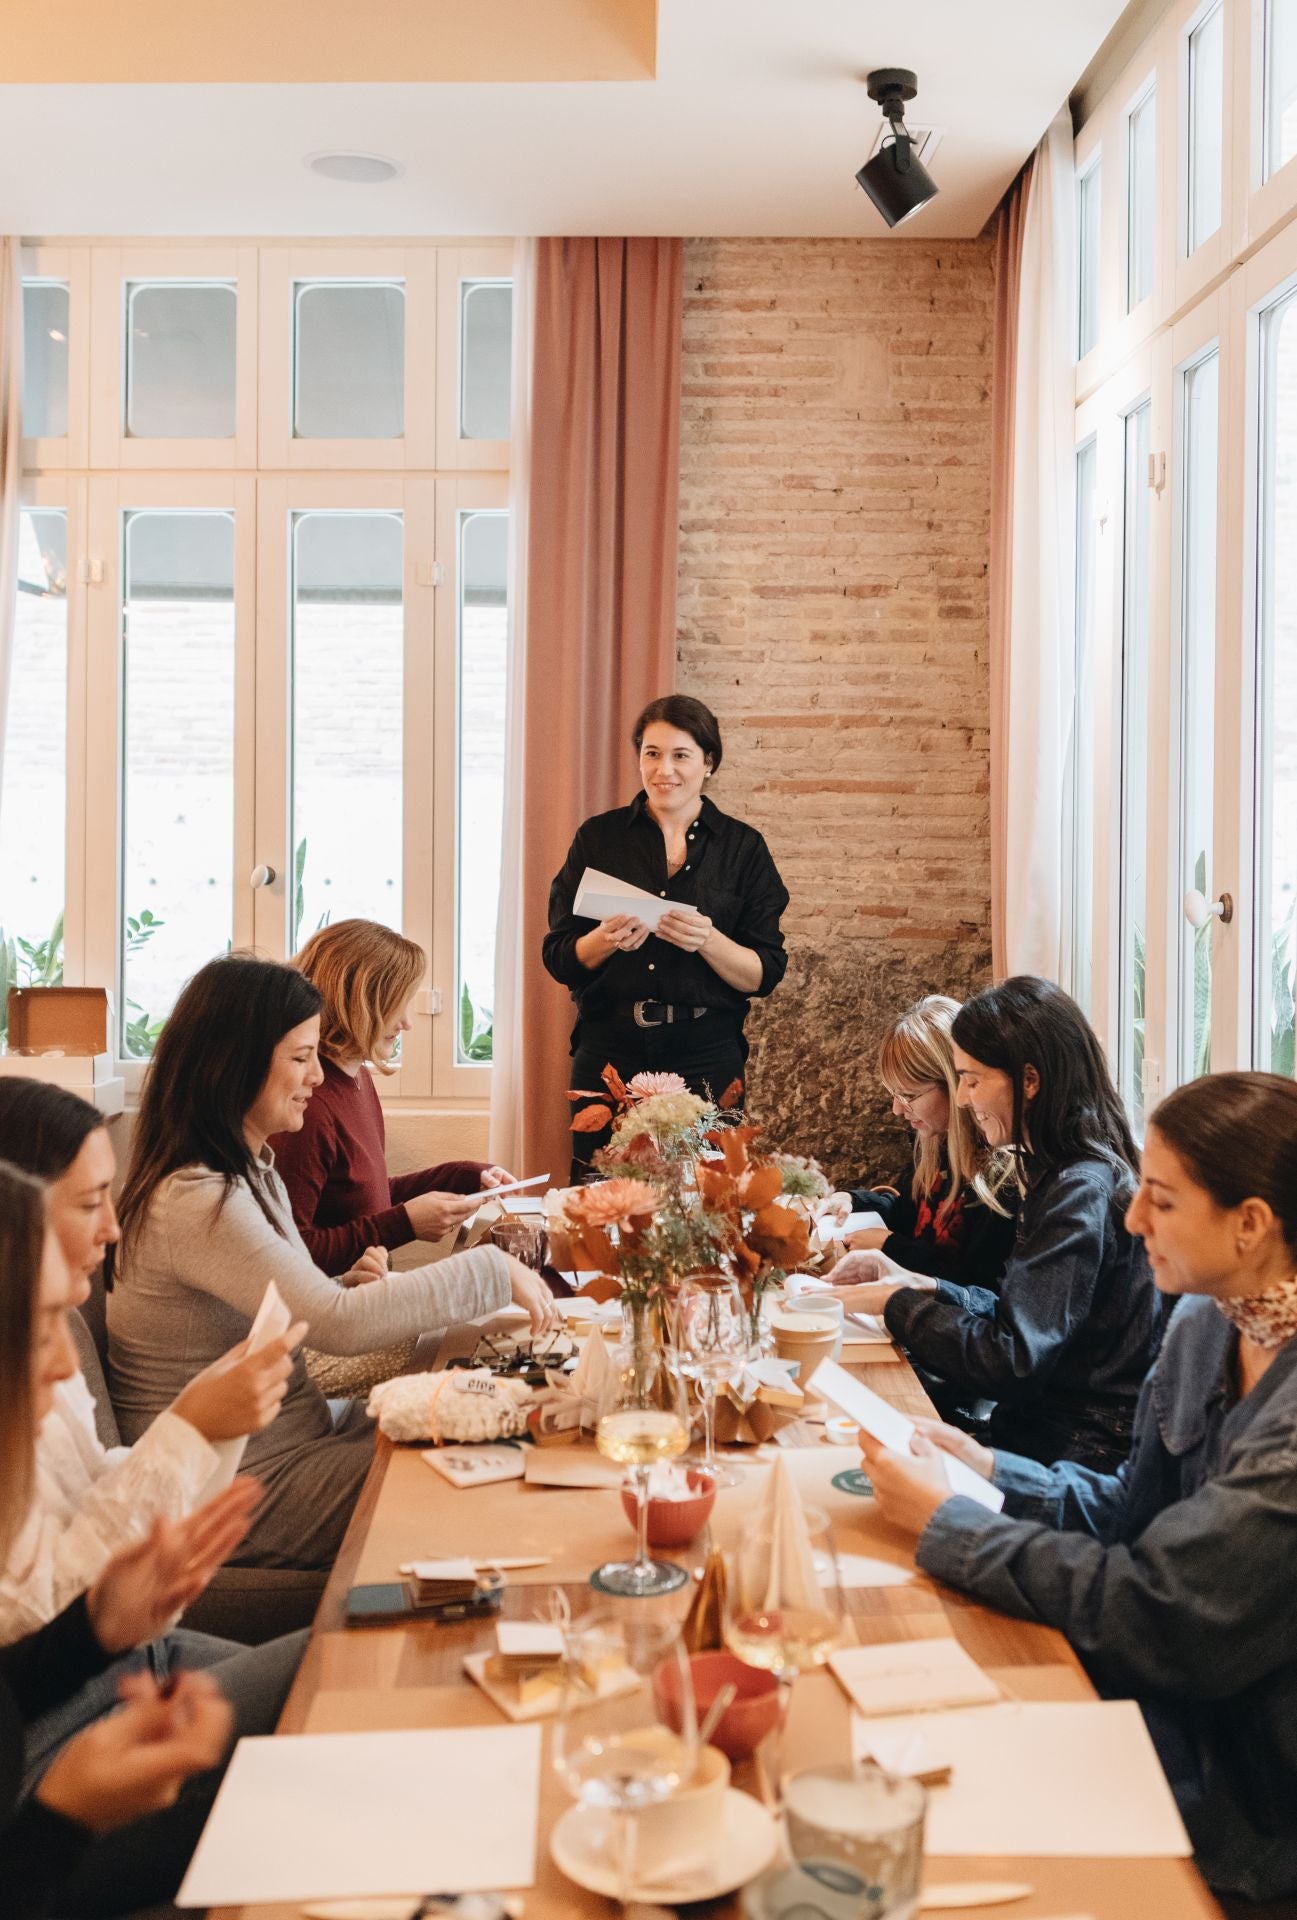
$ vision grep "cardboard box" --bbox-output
[1,988,124,1111]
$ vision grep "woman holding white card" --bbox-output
[108,955,558,1571]
[860,1071,1297,1902]
[545,695,788,1180]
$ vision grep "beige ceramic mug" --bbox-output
[632,1741,731,1874]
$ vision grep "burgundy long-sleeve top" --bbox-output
[270,1057,487,1275]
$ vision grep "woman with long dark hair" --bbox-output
[108,953,556,1569]
[545,694,789,1179]
[0,1077,300,1639]
[836,976,1161,1467]
[860,1072,1297,1903]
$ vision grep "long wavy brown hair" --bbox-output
[293,920,425,1075]
[0,1160,47,1558]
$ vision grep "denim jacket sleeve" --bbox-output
[916,1436,1297,1699]
[882,1162,1115,1402]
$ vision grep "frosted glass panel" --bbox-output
[126,283,236,439]
[1127,90,1156,312]
[121,511,235,1056]
[461,282,512,440]
[1120,402,1152,1128]
[1188,3,1223,253]
[456,511,508,1062]
[1077,165,1101,358]
[294,283,404,439]
[1178,352,1218,1081]
[22,284,68,439]
[1256,293,1297,1074]
[0,511,68,1043]
[1066,441,1097,1013]
[291,512,403,943]
[1266,0,1297,181]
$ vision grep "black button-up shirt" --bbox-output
[543,791,789,1027]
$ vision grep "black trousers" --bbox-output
[568,1016,747,1183]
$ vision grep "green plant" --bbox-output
[1271,897,1297,1078]
[0,912,66,1047]
[459,980,493,1063]
[122,909,166,1058]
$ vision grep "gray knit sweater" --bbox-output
[107,1154,511,1466]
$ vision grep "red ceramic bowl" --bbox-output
[619,1468,717,1548]
[653,1649,781,1762]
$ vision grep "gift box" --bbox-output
[711,1356,806,1445]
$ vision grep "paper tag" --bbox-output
[496,1621,564,1660]
[408,1558,477,1584]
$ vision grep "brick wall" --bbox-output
[676,236,996,1183]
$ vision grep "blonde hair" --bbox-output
[293,920,425,1074]
[877,995,985,1223]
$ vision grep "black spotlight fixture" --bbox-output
[856,68,939,228]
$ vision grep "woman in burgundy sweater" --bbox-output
[272,920,515,1276]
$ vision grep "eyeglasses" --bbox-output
[890,1086,938,1112]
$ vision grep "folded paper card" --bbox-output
[522,1446,624,1490]
[815,1210,887,1246]
[573,866,674,930]
[753,1454,827,1613]
[200,1279,292,1501]
[813,1360,1005,1513]
[829,1637,1000,1716]
[176,1725,542,1906]
[850,1701,1191,1857]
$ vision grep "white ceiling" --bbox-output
[0,1,1130,239]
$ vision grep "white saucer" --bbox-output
[551,1788,779,1903]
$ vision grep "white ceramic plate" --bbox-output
[551,1788,778,1903]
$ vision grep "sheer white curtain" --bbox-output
[0,240,23,799]
[488,238,536,1171]
[999,108,1076,980]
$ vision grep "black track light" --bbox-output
[856,67,939,228]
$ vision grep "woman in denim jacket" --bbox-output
[861,1071,1297,1902]
[836,976,1161,1468]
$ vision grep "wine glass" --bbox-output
[723,1502,844,1805]
[554,1610,699,1908]
[592,1329,692,1598]
[674,1275,749,1489]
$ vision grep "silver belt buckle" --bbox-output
[632,1000,667,1028]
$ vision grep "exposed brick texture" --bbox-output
[676,237,996,1183]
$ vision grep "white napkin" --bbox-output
[569,1327,621,1427]
[754,1454,828,1612]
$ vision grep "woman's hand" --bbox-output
[575,916,650,969]
[818,1192,853,1225]
[502,1254,563,1334]
[859,1432,957,1537]
[911,1417,996,1480]
[844,1226,890,1252]
[35,1670,233,1833]
[834,1280,903,1317]
[479,1165,516,1189]
[171,1328,305,1442]
[403,1189,484,1242]
[342,1245,390,1285]
[655,908,713,953]
[85,1479,261,1655]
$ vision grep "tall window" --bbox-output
[1119,401,1152,1126]
[460,283,512,440]
[21,284,69,438]
[1255,290,1297,1075]
[1177,351,1219,1082]
[456,511,508,1063]
[1077,162,1102,358]
[119,512,236,1056]
[1127,88,1157,312]
[1065,439,1098,1011]
[1187,2,1224,253]
[1266,0,1297,182]
[0,511,68,1042]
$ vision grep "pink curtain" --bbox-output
[0,241,23,801]
[988,159,1033,982]
[490,238,682,1183]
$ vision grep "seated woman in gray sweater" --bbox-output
[860,1072,1297,1903]
[108,954,559,1571]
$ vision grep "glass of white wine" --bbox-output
[723,1502,844,1804]
[674,1274,750,1489]
[592,1326,692,1598]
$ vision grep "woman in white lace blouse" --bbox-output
[0,1077,305,1642]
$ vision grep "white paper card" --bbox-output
[199,1279,294,1501]
[573,866,673,929]
[407,1557,477,1584]
[522,1447,623,1490]
[421,1445,527,1489]
[177,1725,542,1905]
[813,1360,1005,1513]
[850,1702,1192,1857]
[830,1638,1000,1716]
[834,1553,913,1589]
[816,1210,887,1245]
[459,1171,550,1205]
[496,1621,565,1659]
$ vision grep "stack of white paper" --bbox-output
[177,1725,542,1906]
[829,1637,1000,1716]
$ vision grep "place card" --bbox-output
[830,1638,1000,1716]
[421,1445,527,1489]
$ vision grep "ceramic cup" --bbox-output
[633,1740,731,1874]
[770,1310,840,1390]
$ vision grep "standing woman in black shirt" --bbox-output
[544,696,789,1179]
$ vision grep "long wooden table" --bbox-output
[215,1322,1222,1920]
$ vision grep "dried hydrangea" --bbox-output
[770,1153,830,1200]
[627,1071,690,1098]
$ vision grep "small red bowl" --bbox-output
[619,1468,717,1548]
[653,1648,781,1762]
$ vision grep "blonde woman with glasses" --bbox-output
[823,995,1016,1296]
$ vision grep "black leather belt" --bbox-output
[615,1000,712,1029]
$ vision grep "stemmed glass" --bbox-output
[592,1327,692,1597]
[674,1274,750,1489]
[554,1610,699,1909]
[723,1502,844,1805]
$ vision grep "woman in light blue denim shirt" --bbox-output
[861,1071,1297,1903]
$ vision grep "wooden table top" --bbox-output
[214,1322,1222,1920]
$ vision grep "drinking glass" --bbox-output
[554,1610,698,1908]
[784,1762,926,1919]
[674,1275,749,1489]
[593,1329,692,1597]
[723,1502,844,1804]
